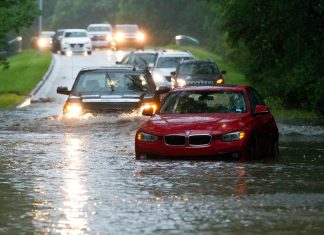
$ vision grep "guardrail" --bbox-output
[0,36,23,57]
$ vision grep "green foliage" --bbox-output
[50,0,119,28]
[223,0,324,114]
[0,0,40,69]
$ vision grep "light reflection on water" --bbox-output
[1,104,324,234]
[58,135,89,234]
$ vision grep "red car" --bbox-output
[135,85,279,161]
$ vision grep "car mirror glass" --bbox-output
[57,86,70,95]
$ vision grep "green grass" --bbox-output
[163,45,248,85]
[0,49,51,109]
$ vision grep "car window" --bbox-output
[134,54,155,65]
[120,54,133,64]
[178,63,220,76]
[156,57,193,68]
[115,25,138,33]
[248,88,265,112]
[159,91,247,114]
[88,26,111,32]
[72,71,151,95]
[64,32,87,38]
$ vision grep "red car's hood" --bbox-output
[141,113,251,136]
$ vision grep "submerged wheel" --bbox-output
[135,151,147,160]
[272,138,279,160]
[248,137,256,161]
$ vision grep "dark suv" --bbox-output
[171,60,226,88]
[57,66,168,116]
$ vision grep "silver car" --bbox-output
[87,24,113,49]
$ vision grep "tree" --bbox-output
[223,0,324,113]
[0,0,40,69]
[50,0,119,29]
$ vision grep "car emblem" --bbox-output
[185,130,191,136]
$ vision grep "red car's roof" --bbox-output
[172,85,249,93]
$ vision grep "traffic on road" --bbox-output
[1,21,323,234]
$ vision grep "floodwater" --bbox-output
[1,102,323,235]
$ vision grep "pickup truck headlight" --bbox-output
[115,32,124,42]
[64,103,82,118]
[137,132,158,142]
[140,102,157,113]
[136,32,145,41]
[153,73,165,83]
[220,131,245,142]
[177,78,186,87]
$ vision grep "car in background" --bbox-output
[116,50,159,68]
[60,29,92,55]
[135,85,279,161]
[51,29,65,53]
[150,50,195,87]
[171,60,225,88]
[34,31,55,50]
[113,24,145,50]
[56,66,168,116]
[87,24,113,49]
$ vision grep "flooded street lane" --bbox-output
[1,51,324,234]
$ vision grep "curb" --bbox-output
[16,53,56,108]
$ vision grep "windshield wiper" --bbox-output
[124,75,145,92]
[106,73,115,92]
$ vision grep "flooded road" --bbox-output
[1,51,324,234]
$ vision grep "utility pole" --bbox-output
[38,0,43,56]
[38,0,43,36]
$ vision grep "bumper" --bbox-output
[135,139,249,160]
[63,101,141,115]
[114,39,144,48]
[61,44,92,53]
[91,40,110,48]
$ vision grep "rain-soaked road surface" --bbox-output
[1,51,324,234]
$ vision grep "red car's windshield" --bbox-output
[159,90,247,114]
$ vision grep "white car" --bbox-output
[60,29,92,55]
[150,51,195,87]
[87,24,113,48]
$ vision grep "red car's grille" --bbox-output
[164,135,186,146]
[164,135,212,146]
[188,135,212,146]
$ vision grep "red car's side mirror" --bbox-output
[254,105,270,115]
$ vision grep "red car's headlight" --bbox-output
[220,131,245,142]
[137,132,158,142]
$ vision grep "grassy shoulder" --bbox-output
[0,49,51,109]
[163,45,321,123]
